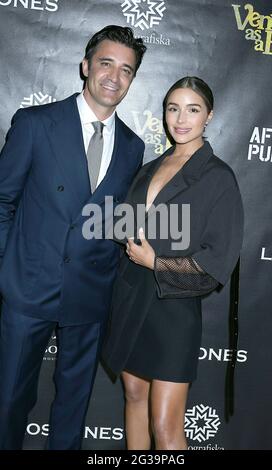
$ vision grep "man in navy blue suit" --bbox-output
[0,25,146,449]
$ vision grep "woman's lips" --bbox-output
[174,127,191,134]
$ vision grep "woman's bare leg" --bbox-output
[122,371,151,450]
[150,380,189,450]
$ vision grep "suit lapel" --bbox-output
[44,94,91,209]
[150,170,189,210]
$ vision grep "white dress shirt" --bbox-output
[76,91,115,187]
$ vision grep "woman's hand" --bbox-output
[126,228,155,270]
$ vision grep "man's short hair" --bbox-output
[85,25,146,76]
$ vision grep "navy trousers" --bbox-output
[0,303,102,449]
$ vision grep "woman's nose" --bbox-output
[177,111,185,123]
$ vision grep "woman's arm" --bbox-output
[154,184,244,298]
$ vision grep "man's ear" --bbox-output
[82,58,89,78]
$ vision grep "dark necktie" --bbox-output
[86,121,104,192]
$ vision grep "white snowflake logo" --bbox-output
[20,92,56,108]
[185,404,221,442]
[121,0,166,30]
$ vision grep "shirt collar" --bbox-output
[77,91,115,132]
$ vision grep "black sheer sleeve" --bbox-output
[153,180,244,299]
[154,255,219,298]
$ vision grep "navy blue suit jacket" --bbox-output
[0,94,144,326]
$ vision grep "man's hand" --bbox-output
[126,228,155,270]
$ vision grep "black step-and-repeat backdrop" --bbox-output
[0,0,271,450]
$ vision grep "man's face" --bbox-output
[82,40,136,118]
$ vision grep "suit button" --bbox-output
[64,257,71,263]
[70,224,76,230]
[91,260,97,265]
[57,185,64,191]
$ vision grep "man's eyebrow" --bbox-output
[122,63,134,72]
[97,57,134,72]
[97,56,114,62]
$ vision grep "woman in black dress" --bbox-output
[102,77,244,450]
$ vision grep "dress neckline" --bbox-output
[145,149,188,212]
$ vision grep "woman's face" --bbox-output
[165,87,213,147]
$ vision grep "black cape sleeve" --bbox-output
[154,183,244,298]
